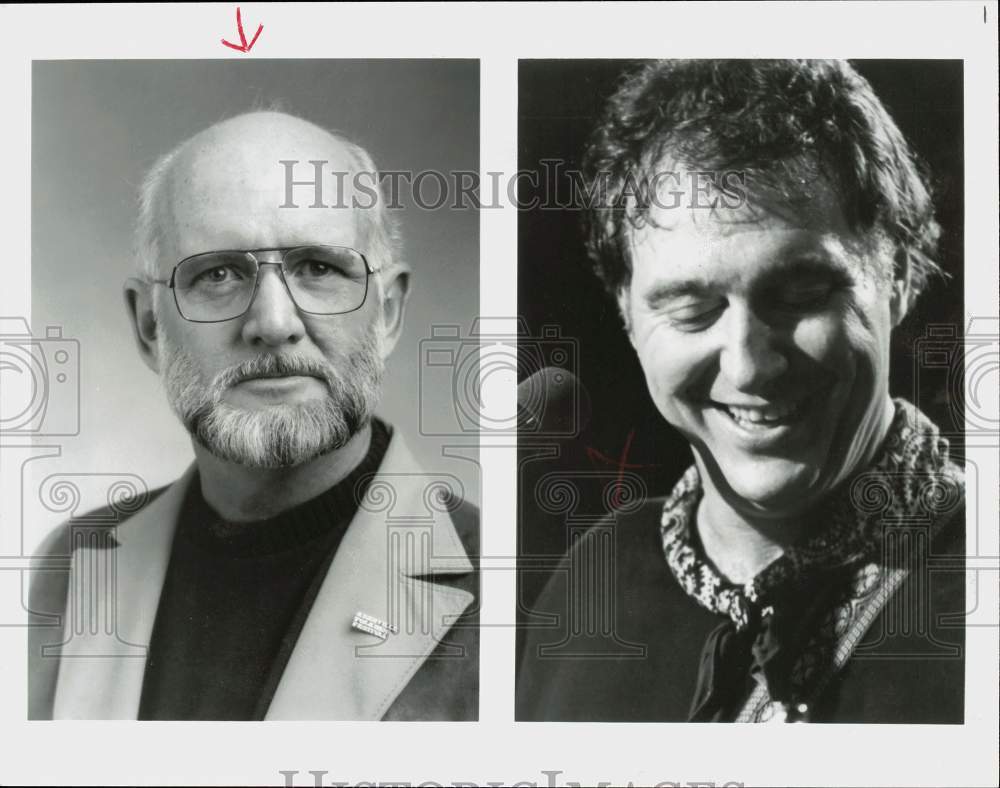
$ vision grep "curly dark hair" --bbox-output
[582,59,942,299]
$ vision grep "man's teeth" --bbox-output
[724,401,799,424]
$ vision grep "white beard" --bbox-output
[157,325,385,468]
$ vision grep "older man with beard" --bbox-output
[28,111,478,721]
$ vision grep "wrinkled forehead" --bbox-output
[156,126,370,266]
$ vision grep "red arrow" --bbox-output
[221,7,263,53]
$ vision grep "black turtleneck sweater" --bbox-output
[138,420,391,720]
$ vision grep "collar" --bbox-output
[179,418,392,557]
[660,398,963,630]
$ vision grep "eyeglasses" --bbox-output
[148,246,376,323]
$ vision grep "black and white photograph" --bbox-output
[0,3,996,787]
[516,59,971,723]
[23,58,480,721]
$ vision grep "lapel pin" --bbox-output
[351,611,397,640]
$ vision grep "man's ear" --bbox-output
[376,264,412,357]
[888,249,914,328]
[123,278,162,374]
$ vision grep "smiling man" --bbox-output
[517,60,966,723]
[29,111,478,720]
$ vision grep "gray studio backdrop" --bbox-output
[29,60,479,549]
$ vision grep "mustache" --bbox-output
[157,326,386,467]
[212,353,337,394]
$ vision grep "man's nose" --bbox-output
[240,264,306,347]
[718,304,788,392]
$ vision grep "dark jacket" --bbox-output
[517,495,965,723]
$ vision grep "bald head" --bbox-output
[136,111,397,284]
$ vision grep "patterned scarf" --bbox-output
[660,398,965,720]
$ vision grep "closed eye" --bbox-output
[662,300,726,332]
[778,282,836,308]
[766,259,852,312]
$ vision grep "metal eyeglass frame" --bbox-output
[147,245,378,324]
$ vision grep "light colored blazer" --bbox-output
[28,433,479,720]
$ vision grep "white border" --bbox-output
[1,3,997,787]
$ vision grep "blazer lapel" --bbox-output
[51,467,194,720]
[265,434,475,720]
[50,434,474,721]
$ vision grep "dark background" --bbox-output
[516,60,965,656]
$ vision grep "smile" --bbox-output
[704,393,820,448]
[714,399,804,427]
